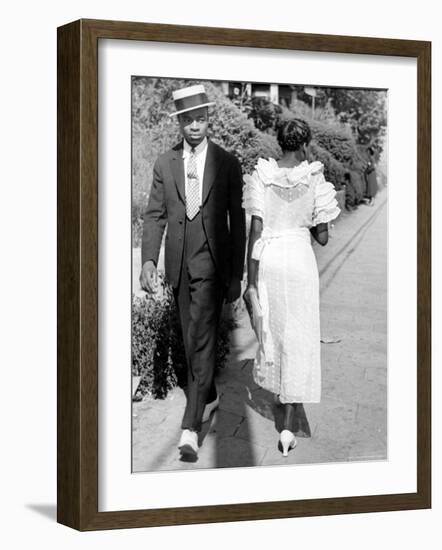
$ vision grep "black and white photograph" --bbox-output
[131,76,388,472]
[1,0,438,540]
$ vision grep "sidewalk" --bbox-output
[132,190,388,472]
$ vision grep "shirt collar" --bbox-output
[183,137,208,157]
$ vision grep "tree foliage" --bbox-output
[326,88,387,147]
[281,86,387,149]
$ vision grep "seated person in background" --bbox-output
[364,146,378,206]
[344,171,359,211]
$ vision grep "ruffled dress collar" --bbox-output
[255,157,323,188]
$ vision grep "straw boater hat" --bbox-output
[170,84,215,117]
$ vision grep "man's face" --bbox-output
[178,107,209,147]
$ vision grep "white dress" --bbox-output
[243,158,340,403]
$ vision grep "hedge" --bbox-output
[309,120,361,165]
[308,142,347,190]
[132,275,235,400]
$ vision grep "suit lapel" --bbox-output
[202,140,222,205]
[170,141,186,204]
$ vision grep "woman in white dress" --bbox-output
[243,118,340,456]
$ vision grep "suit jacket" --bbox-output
[141,139,246,288]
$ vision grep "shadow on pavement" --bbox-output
[212,358,312,469]
[240,360,311,438]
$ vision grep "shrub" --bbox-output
[357,108,387,149]
[274,103,295,126]
[309,142,347,190]
[132,275,235,400]
[247,96,282,133]
[309,120,363,166]
[326,88,387,151]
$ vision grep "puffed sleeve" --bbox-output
[242,170,265,219]
[312,170,340,226]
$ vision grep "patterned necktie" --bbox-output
[186,147,200,220]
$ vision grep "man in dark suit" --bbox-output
[140,84,246,458]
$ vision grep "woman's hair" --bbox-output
[277,118,312,152]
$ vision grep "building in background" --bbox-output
[221,81,295,107]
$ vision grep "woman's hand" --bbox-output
[310,223,329,246]
[243,284,257,307]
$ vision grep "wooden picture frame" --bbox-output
[57,18,431,531]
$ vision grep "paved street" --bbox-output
[132,191,388,472]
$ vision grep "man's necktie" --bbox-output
[186,148,200,220]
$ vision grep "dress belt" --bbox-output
[251,227,310,261]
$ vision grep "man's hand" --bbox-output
[225,277,242,304]
[139,260,158,294]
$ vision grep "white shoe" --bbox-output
[202,394,220,423]
[280,429,297,457]
[178,429,198,457]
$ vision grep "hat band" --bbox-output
[174,93,210,114]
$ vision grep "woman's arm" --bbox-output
[244,215,263,339]
[310,222,329,246]
[246,215,263,289]
[244,215,264,343]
